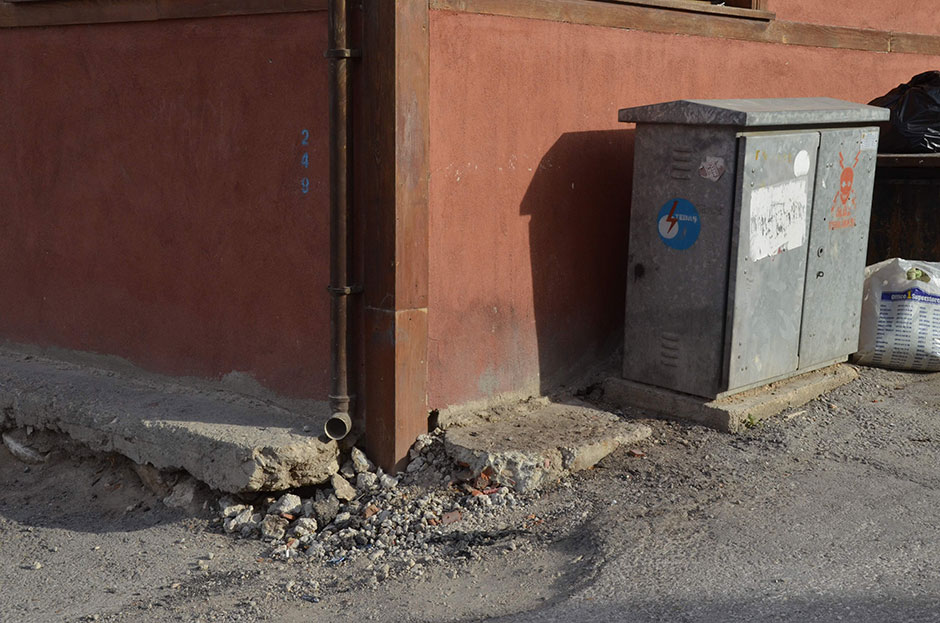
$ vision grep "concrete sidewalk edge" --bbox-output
[0,350,339,493]
[443,402,653,492]
[603,364,859,432]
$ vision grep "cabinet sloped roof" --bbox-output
[619,97,889,126]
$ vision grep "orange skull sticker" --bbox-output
[830,149,860,230]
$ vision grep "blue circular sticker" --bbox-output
[657,198,701,250]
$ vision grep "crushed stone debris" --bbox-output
[351,447,374,473]
[213,429,537,584]
[330,474,357,502]
[268,494,302,517]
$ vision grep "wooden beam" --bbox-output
[890,31,940,56]
[360,0,430,472]
[0,0,327,28]
[431,0,940,56]
[877,154,940,169]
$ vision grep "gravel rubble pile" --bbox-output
[214,430,534,587]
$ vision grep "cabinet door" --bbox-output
[623,124,739,398]
[725,131,820,392]
[799,127,879,367]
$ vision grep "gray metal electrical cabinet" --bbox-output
[618,98,889,399]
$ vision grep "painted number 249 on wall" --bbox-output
[300,129,310,194]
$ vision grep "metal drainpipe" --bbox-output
[324,0,360,441]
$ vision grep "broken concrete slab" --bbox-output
[0,349,339,493]
[603,363,859,433]
[443,400,652,492]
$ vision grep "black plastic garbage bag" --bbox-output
[869,71,940,153]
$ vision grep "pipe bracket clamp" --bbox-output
[325,48,362,59]
[328,284,363,296]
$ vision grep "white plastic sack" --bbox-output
[855,257,940,371]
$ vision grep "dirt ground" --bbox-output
[3,364,940,622]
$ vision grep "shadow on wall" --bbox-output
[520,129,636,394]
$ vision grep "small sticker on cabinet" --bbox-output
[657,198,701,250]
[793,150,811,177]
[749,178,808,261]
[829,150,860,230]
[698,156,726,182]
[861,132,879,152]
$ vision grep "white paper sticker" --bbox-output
[793,150,811,177]
[749,178,808,261]
[698,156,726,182]
[861,132,879,152]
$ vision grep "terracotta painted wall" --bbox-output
[427,9,940,409]
[770,0,940,37]
[0,13,330,398]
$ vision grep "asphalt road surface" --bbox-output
[2,365,940,622]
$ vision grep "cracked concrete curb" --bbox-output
[443,402,652,492]
[0,350,339,493]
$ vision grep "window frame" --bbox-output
[597,0,773,21]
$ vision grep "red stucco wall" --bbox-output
[427,10,940,408]
[771,0,940,37]
[0,13,330,397]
